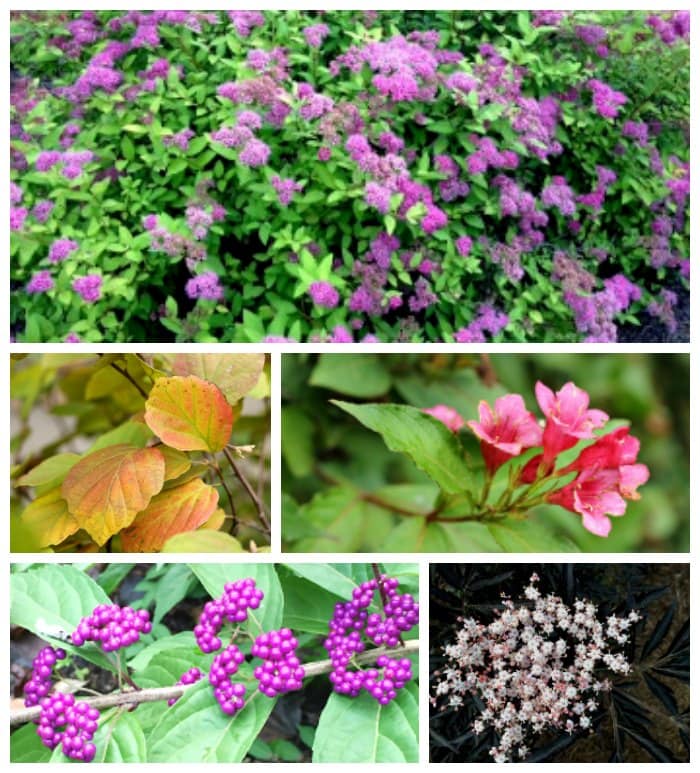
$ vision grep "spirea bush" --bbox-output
[10,10,689,343]
[10,563,419,763]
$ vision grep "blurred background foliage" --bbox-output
[282,353,688,552]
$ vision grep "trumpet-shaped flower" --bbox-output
[467,394,542,474]
[536,381,608,464]
[423,404,465,433]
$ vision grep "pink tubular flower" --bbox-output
[563,427,639,473]
[536,381,608,464]
[467,395,543,474]
[547,468,626,537]
[619,464,650,499]
[423,405,465,433]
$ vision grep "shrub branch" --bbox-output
[9,639,419,727]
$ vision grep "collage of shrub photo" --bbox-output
[8,8,692,768]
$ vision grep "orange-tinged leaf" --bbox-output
[171,354,265,405]
[144,375,233,452]
[159,447,192,481]
[62,444,166,546]
[20,487,79,547]
[120,478,219,552]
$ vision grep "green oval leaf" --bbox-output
[332,401,472,494]
[313,682,418,762]
[10,565,115,671]
[311,354,392,398]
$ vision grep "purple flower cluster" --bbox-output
[163,128,195,152]
[541,176,577,217]
[71,604,152,652]
[647,288,678,334]
[454,304,509,343]
[309,281,340,309]
[455,236,473,257]
[466,136,519,176]
[588,79,627,120]
[168,667,204,706]
[532,11,567,27]
[208,644,247,715]
[36,149,94,180]
[324,575,418,704]
[194,578,264,654]
[185,271,224,302]
[26,270,55,295]
[271,175,304,206]
[332,34,455,103]
[303,23,330,48]
[48,238,79,264]
[622,120,649,146]
[647,12,690,45]
[566,274,641,342]
[229,11,265,37]
[72,275,102,304]
[37,694,100,762]
[574,24,607,47]
[32,199,55,223]
[24,646,66,707]
[10,206,28,231]
[252,628,305,697]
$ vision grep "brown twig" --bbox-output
[222,447,270,533]
[205,456,238,529]
[109,362,148,400]
[476,354,498,387]
[9,640,419,727]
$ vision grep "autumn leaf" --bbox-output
[172,354,265,406]
[20,487,79,547]
[144,376,234,452]
[160,447,192,481]
[62,445,165,546]
[120,478,219,552]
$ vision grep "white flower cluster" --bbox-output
[432,573,640,762]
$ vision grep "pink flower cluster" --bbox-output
[432,574,640,762]
[467,381,649,536]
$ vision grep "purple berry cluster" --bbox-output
[37,693,100,762]
[24,646,66,707]
[208,644,247,715]
[168,667,204,706]
[194,578,264,653]
[252,628,305,697]
[366,577,419,647]
[71,604,152,652]
[324,575,418,704]
[362,655,413,705]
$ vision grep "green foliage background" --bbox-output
[282,353,688,552]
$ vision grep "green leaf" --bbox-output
[10,723,52,762]
[313,682,418,762]
[332,402,472,494]
[10,565,115,671]
[488,518,581,552]
[384,518,502,551]
[283,563,360,600]
[93,711,147,762]
[188,564,282,635]
[16,453,80,488]
[147,677,274,762]
[281,407,315,477]
[277,568,345,635]
[310,354,392,398]
[87,421,154,453]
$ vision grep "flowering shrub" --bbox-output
[10,562,419,763]
[281,353,689,553]
[432,573,639,761]
[11,353,270,552]
[430,563,689,762]
[10,10,689,342]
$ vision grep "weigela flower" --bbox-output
[536,381,608,464]
[467,394,543,474]
[423,405,465,433]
